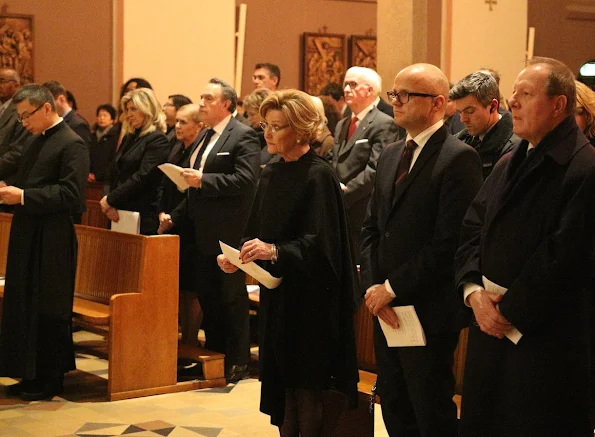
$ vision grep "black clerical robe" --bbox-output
[242,149,359,426]
[0,121,89,380]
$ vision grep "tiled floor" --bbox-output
[0,331,390,437]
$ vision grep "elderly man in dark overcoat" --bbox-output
[0,84,89,401]
[455,57,595,437]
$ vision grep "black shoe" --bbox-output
[226,364,249,384]
[20,378,63,401]
[5,379,37,397]
[177,359,204,381]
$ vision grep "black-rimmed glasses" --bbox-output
[17,105,44,123]
[259,121,290,133]
[387,90,438,104]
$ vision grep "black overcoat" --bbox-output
[0,121,89,379]
[242,150,359,426]
[455,116,595,437]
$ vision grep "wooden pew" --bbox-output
[81,182,109,229]
[0,213,226,400]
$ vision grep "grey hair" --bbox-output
[13,84,56,111]
[345,66,382,96]
[209,78,237,113]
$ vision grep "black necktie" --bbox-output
[395,140,418,187]
[468,136,482,148]
[193,128,215,169]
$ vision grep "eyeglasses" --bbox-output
[17,104,44,123]
[387,90,438,104]
[259,121,290,133]
[343,81,359,89]
[163,103,175,108]
[0,78,16,85]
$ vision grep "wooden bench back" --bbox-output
[74,226,145,304]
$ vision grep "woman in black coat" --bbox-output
[100,88,169,235]
[89,104,120,184]
[218,90,359,435]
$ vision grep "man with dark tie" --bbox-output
[450,71,521,179]
[455,57,595,437]
[360,63,482,437]
[164,78,260,383]
[330,66,396,262]
[0,84,89,401]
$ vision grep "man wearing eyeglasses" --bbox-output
[330,66,397,264]
[0,84,89,401]
[163,78,260,384]
[0,68,31,189]
[450,72,521,179]
[360,63,482,437]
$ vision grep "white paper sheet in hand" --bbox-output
[158,163,189,191]
[482,275,523,345]
[111,210,140,235]
[378,305,426,347]
[219,241,282,289]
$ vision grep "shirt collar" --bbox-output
[479,113,503,140]
[353,100,376,122]
[211,113,232,135]
[406,119,444,148]
[43,117,64,135]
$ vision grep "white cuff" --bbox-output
[384,279,396,298]
[20,189,24,205]
[463,282,483,307]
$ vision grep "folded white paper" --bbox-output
[111,210,140,235]
[219,241,282,289]
[158,163,189,191]
[378,305,426,347]
[482,275,523,345]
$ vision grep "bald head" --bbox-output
[397,64,449,98]
[392,63,449,137]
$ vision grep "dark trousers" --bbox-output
[373,319,459,437]
[195,252,249,370]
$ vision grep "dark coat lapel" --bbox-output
[0,103,15,130]
[390,127,445,210]
[338,108,376,158]
[203,117,237,170]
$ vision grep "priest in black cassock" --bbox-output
[0,84,89,401]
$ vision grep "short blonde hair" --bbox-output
[243,88,270,112]
[259,89,322,145]
[576,81,595,139]
[120,87,167,136]
[177,103,201,125]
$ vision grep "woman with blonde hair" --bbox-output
[575,80,595,145]
[100,87,169,234]
[218,89,358,436]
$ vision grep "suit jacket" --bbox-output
[360,126,482,334]
[107,129,169,234]
[0,101,32,185]
[331,106,395,234]
[63,110,92,147]
[455,116,595,436]
[455,111,521,179]
[170,117,260,254]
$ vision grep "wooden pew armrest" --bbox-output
[72,297,110,325]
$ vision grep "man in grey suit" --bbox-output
[331,66,396,262]
[0,68,31,186]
